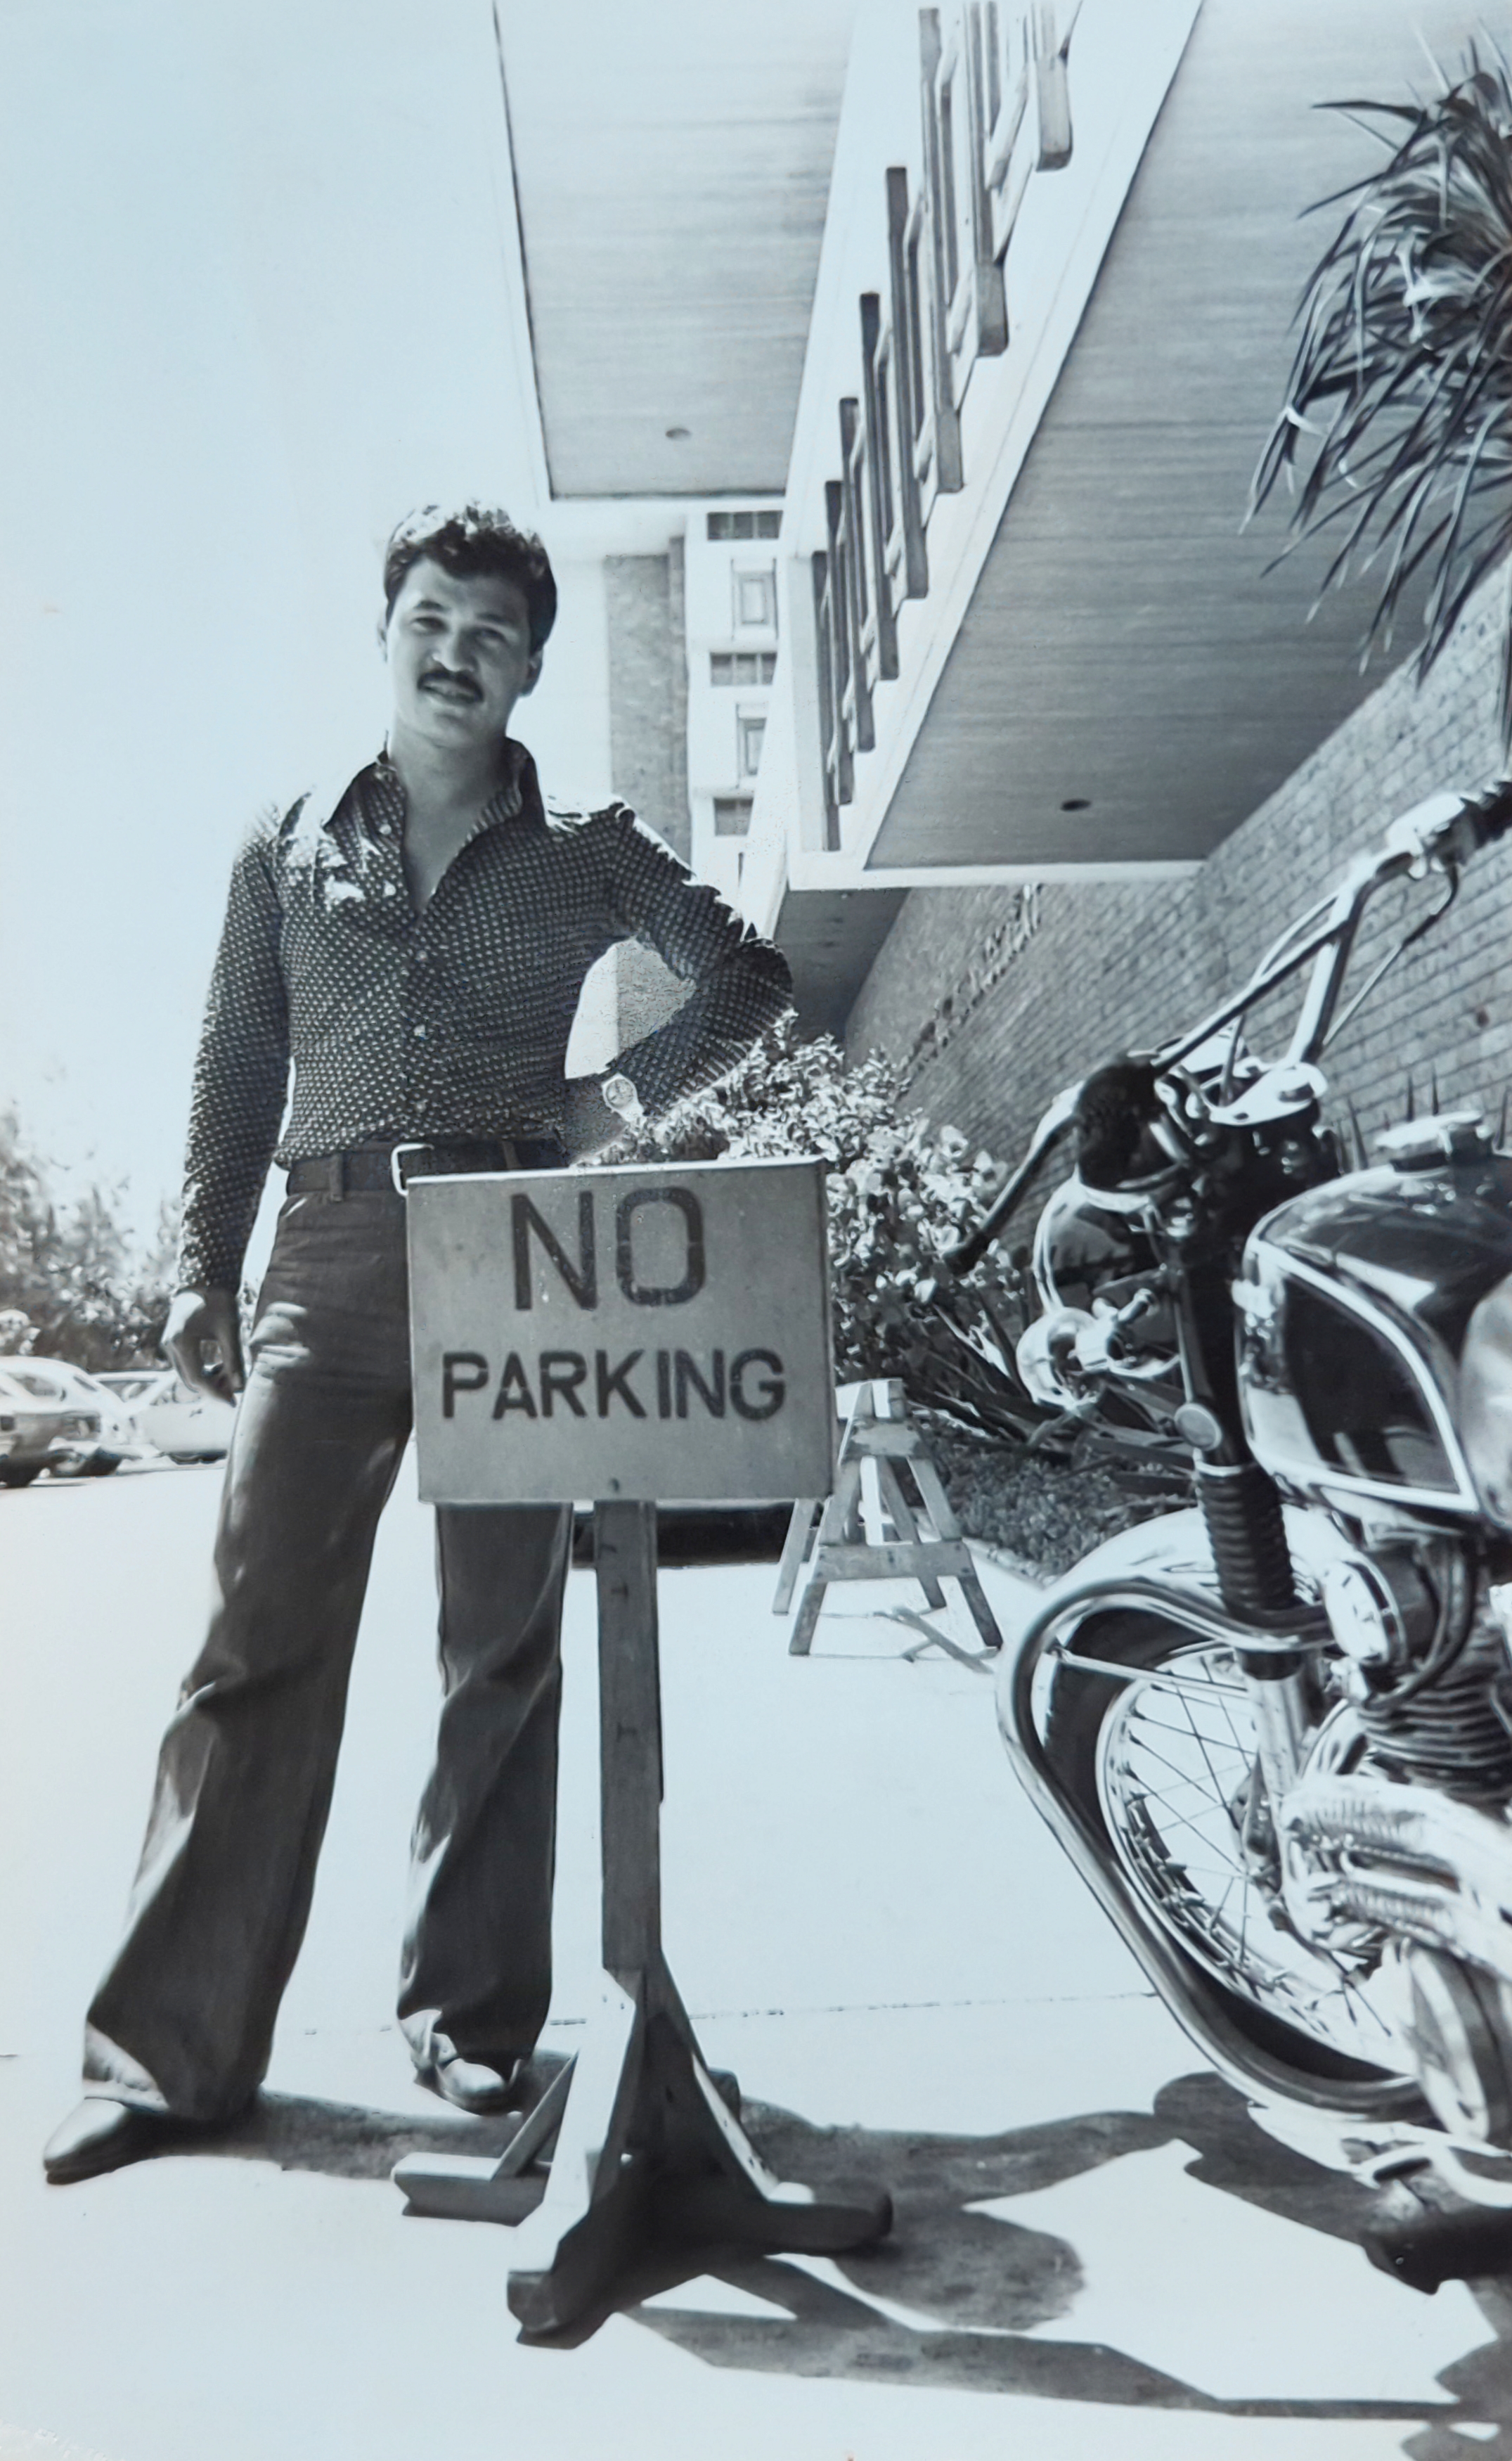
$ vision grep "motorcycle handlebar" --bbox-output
[1463,776,1512,847]
[947,778,1512,1276]
[1383,780,1512,875]
[943,1084,1079,1276]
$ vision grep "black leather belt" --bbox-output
[287,1138,565,1197]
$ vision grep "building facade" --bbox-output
[498,0,1509,1160]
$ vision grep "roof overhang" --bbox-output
[495,0,856,499]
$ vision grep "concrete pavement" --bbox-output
[0,1462,1504,2461]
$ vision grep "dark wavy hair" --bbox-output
[382,503,557,653]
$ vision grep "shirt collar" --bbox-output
[315,739,534,836]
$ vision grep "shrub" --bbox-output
[608,1022,1044,1442]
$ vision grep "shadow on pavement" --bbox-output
[149,2064,1511,2430]
[155,2056,575,2182]
[619,2075,1483,2426]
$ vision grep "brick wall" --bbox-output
[847,573,1512,1190]
[605,544,695,1052]
[605,547,690,861]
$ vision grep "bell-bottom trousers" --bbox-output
[82,1182,571,2123]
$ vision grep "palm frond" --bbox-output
[1251,47,1512,747]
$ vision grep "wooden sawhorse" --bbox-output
[775,1380,1002,1659]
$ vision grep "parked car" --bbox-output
[0,1363,99,1484]
[127,1372,238,1464]
[93,1370,166,1406]
[0,1358,139,1475]
[10,1358,141,1474]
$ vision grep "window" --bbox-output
[710,652,777,686]
[713,796,754,837]
[732,565,777,631]
[706,509,781,540]
[737,712,766,778]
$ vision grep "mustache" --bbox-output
[420,666,482,700]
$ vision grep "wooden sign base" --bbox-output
[394,1500,891,2336]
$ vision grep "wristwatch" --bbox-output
[602,1072,643,1124]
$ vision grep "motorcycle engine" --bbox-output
[1322,1550,1512,1804]
[1019,1060,1188,1416]
[1017,1176,1182,1417]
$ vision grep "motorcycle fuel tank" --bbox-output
[1236,1140,1512,1524]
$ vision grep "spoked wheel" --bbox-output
[1042,1612,1409,2088]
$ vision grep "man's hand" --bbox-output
[163,1287,245,1403]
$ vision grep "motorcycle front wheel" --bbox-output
[1041,1612,1411,2091]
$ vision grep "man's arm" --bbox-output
[564,804,791,1155]
[169,819,290,1397]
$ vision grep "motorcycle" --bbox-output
[948,782,1512,2222]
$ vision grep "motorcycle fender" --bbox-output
[993,1501,1355,1671]
[988,1503,1414,2115]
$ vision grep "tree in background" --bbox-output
[607,1021,1042,1443]
[0,1108,177,1370]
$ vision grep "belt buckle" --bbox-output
[389,1142,431,1197]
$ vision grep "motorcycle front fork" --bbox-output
[1241,1655,1312,1809]
[1191,1451,1314,1804]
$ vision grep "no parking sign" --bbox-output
[406,1157,835,1503]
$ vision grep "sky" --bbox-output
[0,0,623,1260]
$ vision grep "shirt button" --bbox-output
[383,884,396,897]
[413,1024,427,1040]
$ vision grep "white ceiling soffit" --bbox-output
[495,0,858,499]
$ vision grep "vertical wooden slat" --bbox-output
[885,167,931,598]
[860,293,900,681]
[594,1499,661,1980]
[839,399,877,750]
[810,548,841,849]
[824,479,855,807]
[1034,0,1073,168]
[964,4,1008,354]
[917,10,964,493]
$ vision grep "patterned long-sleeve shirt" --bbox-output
[177,746,791,1292]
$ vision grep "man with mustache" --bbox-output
[44,505,792,2183]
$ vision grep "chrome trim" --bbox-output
[1046,1640,1247,1701]
[1280,1776,1512,1988]
[1241,1243,1479,1514]
[1019,1573,1328,1662]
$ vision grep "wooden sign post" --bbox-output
[392,1159,891,2333]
